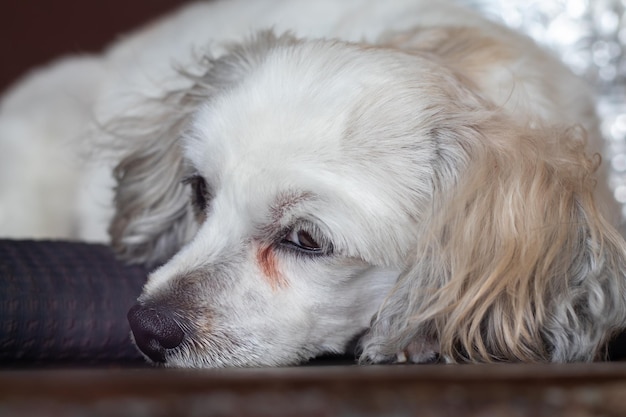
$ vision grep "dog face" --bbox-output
[122,33,626,367]
[125,36,468,367]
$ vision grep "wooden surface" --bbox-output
[2,363,626,416]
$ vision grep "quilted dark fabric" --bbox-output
[0,240,149,367]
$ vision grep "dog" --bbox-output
[1,0,626,367]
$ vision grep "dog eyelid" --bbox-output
[280,225,332,255]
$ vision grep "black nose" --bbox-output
[127,304,185,363]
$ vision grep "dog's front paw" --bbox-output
[394,339,441,364]
[360,335,441,364]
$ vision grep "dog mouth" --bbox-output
[127,302,267,367]
[127,301,369,367]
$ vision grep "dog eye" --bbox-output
[281,227,332,255]
[183,175,210,212]
[288,229,320,251]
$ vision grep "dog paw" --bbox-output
[360,337,441,364]
[393,339,440,364]
[394,339,440,364]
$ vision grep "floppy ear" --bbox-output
[361,118,626,363]
[107,31,299,266]
[106,93,197,266]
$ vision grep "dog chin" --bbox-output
[161,344,321,368]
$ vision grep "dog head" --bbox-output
[115,32,626,367]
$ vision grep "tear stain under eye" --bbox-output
[256,245,288,290]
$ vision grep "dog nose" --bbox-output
[127,304,185,363]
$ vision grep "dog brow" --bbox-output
[269,191,314,225]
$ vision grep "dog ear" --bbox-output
[106,90,198,267]
[107,31,299,266]
[362,118,626,363]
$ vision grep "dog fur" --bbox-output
[1,0,626,367]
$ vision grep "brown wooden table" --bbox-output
[2,363,626,416]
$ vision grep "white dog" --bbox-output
[2,0,626,367]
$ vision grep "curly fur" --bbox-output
[1,0,626,367]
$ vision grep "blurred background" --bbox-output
[0,0,186,94]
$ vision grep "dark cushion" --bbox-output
[0,240,149,367]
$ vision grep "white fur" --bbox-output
[2,0,626,367]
